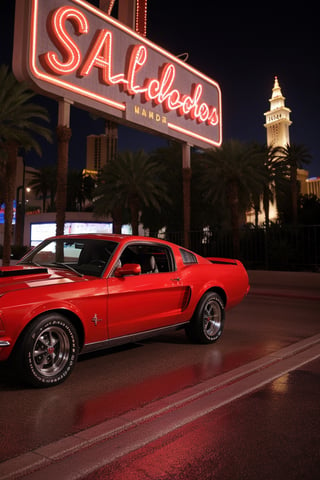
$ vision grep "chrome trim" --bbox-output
[80,322,188,355]
[0,340,10,347]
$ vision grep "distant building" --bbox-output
[247,77,291,224]
[298,169,309,195]
[247,76,313,225]
[305,177,320,198]
[263,76,296,223]
[264,76,292,148]
[86,120,118,173]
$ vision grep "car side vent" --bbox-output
[181,286,192,311]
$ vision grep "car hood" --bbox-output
[0,265,84,294]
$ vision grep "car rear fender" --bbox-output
[194,282,227,308]
[179,265,228,309]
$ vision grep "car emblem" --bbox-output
[91,314,102,326]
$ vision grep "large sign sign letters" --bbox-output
[13,0,222,148]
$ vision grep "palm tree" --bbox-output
[93,150,170,235]
[198,140,267,258]
[67,169,85,211]
[27,165,57,212]
[275,143,312,224]
[82,173,95,210]
[67,169,95,211]
[145,142,184,234]
[0,155,5,205]
[0,65,52,265]
[251,143,289,228]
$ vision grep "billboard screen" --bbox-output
[29,221,131,246]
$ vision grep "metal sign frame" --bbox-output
[13,0,222,148]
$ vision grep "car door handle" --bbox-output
[171,277,181,282]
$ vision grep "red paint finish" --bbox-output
[0,234,249,386]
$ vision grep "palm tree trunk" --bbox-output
[182,167,191,249]
[290,166,298,225]
[55,125,71,236]
[112,205,122,234]
[42,189,47,213]
[263,186,270,230]
[129,200,139,235]
[2,143,18,266]
[226,181,240,258]
[182,144,191,249]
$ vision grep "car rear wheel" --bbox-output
[15,313,79,388]
[186,292,225,344]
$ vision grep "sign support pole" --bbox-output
[55,99,72,236]
[182,143,191,249]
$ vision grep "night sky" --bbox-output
[1,1,319,177]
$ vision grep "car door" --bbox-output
[106,242,190,338]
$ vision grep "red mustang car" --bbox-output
[0,234,249,387]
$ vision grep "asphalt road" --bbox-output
[81,356,320,480]
[0,270,319,479]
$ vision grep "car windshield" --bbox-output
[19,238,119,277]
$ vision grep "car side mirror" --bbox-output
[114,263,141,277]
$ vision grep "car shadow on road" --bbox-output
[144,329,192,345]
[0,361,26,391]
[78,341,144,362]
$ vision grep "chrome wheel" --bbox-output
[202,298,222,339]
[32,325,71,377]
[16,313,79,387]
[186,292,225,344]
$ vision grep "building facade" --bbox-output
[305,177,320,198]
[247,77,292,225]
[264,76,292,148]
[86,121,118,173]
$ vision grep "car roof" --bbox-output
[50,233,175,247]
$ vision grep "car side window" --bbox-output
[119,243,174,274]
[180,248,198,265]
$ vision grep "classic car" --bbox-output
[0,234,249,387]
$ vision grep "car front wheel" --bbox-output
[15,313,79,388]
[186,292,225,344]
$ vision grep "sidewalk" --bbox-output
[248,270,320,300]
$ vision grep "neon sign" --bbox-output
[13,0,222,148]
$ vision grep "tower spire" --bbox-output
[271,75,281,99]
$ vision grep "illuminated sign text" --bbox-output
[13,0,222,148]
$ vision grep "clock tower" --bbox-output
[247,77,292,225]
[264,76,292,148]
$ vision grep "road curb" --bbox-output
[249,289,320,301]
[1,334,320,480]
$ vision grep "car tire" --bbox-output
[186,292,225,344]
[15,313,79,388]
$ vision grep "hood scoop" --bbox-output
[0,267,48,278]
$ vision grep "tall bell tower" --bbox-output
[264,76,292,148]
[247,77,293,225]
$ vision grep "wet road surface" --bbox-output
[0,271,319,478]
[82,357,320,480]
